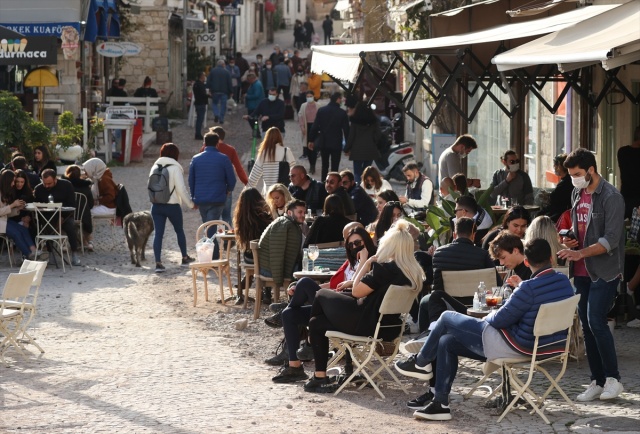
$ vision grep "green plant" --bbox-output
[187,45,214,82]
[273,8,283,32]
[0,91,31,159]
[53,111,83,151]
[80,115,105,163]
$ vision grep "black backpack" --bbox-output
[148,163,174,204]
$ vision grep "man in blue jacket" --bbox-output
[189,132,236,259]
[207,60,232,124]
[395,238,574,421]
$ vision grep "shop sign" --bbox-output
[119,42,143,56]
[195,33,217,48]
[96,42,126,57]
[223,6,240,15]
[0,35,57,66]
[0,22,80,38]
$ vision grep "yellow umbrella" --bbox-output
[24,68,59,122]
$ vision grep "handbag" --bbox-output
[277,147,291,185]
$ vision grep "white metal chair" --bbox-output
[0,233,14,267]
[249,240,288,319]
[441,267,499,298]
[74,192,88,255]
[491,294,581,424]
[326,284,418,399]
[189,220,233,307]
[33,203,73,272]
[0,270,38,365]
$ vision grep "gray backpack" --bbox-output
[148,163,174,204]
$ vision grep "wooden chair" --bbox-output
[189,220,233,306]
[441,268,499,298]
[74,192,88,255]
[249,240,289,319]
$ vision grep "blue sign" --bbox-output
[0,22,81,38]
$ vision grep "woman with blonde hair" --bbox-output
[266,183,293,219]
[247,127,296,195]
[303,220,425,392]
[524,215,565,267]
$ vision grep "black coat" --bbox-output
[539,174,573,222]
[348,184,378,227]
[308,101,349,151]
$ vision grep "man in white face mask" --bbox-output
[557,148,625,402]
[243,87,285,136]
[489,150,534,206]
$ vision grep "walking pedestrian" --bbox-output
[344,102,383,183]
[298,91,318,173]
[322,15,333,45]
[308,92,350,181]
[247,127,296,196]
[192,72,208,140]
[207,59,232,124]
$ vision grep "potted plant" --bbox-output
[53,111,84,163]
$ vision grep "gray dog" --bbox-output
[123,211,154,267]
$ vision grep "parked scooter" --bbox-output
[374,112,416,182]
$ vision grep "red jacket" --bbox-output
[200,141,248,185]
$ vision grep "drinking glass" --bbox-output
[500,196,508,208]
[308,245,319,271]
[487,287,503,309]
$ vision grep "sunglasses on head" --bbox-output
[347,239,363,249]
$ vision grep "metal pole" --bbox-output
[183,0,188,117]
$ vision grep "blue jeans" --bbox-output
[211,93,228,123]
[195,104,206,137]
[6,219,34,256]
[151,203,188,263]
[198,202,225,260]
[574,276,621,385]
[222,192,233,226]
[417,311,487,405]
[352,160,372,184]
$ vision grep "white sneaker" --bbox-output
[626,318,640,328]
[576,381,603,402]
[600,377,624,400]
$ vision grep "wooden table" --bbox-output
[293,270,333,283]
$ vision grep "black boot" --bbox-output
[262,287,273,305]
[265,339,289,366]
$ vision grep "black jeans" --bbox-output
[283,278,321,360]
[320,147,342,183]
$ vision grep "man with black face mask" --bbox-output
[558,148,625,402]
[489,150,534,206]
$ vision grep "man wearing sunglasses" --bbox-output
[489,150,534,206]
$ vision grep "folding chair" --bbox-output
[0,233,14,268]
[33,203,73,272]
[441,268,499,298]
[189,220,233,306]
[0,270,38,365]
[74,192,88,255]
[249,240,288,319]
[1,260,48,353]
[492,294,581,424]
[326,285,418,399]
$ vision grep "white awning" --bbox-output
[493,1,640,72]
[388,0,425,24]
[335,0,351,12]
[311,4,617,82]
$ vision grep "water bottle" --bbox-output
[473,292,480,310]
[502,287,512,305]
[477,281,487,308]
[302,248,309,272]
[48,194,54,203]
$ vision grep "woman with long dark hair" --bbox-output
[269,226,378,382]
[30,145,56,177]
[0,170,38,259]
[11,169,35,232]
[304,194,352,247]
[482,205,531,250]
[344,102,383,183]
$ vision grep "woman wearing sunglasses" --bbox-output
[268,226,377,383]
[489,150,534,206]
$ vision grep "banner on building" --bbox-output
[0,22,81,38]
[0,29,57,66]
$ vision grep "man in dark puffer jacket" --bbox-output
[395,238,574,421]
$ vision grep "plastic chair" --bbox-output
[249,240,288,319]
[0,270,38,365]
[492,294,581,424]
[74,192,88,255]
[33,203,73,272]
[326,284,418,399]
[189,220,233,306]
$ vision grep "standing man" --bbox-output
[438,134,480,187]
[192,72,208,140]
[226,58,241,102]
[209,126,248,225]
[558,148,625,401]
[288,165,326,212]
[260,59,278,97]
[399,163,434,212]
[617,126,640,218]
[244,88,285,135]
[489,150,534,206]
[207,59,232,124]
[322,15,333,45]
[274,58,292,101]
[340,170,377,227]
[308,92,350,182]
[303,18,315,48]
[234,52,250,77]
[189,132,236,259]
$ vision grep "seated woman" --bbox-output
[0,170,39,260]
[30,145,56,177]
[361,166,392,198]
[525,216,565,267]
[266,183,292,219]
[481,205,531,251]
[374,201,421,249]
[366,190,399,236]
[64,165,95,251]
[269,226,377,382]
[82,158,118,217]
[11,169,35,232]
[233,188,273,302]
[304,220,425,393]
[304,194,352,247]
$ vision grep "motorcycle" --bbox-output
[374,112,416,182]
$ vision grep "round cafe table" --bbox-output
[467,307,491,318]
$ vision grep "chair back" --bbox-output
[33,203,64,237]
[315,241,343,249]
[19,260,47,289]
[441,268,498,298]
[195,220,232,242]
[74,192,88,222]
[379,285,418,316]
[1,271,38,303]
[250,240,262,275]
[533,294,580,337]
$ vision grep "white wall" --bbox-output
[0,0,82,22]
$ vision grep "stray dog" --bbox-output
[123,211,154,267]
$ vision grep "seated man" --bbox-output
[339,169,377,227]
[33,169,81,266]
[288,165,326,213]
[452,195,493,247]
[258,199,306,304]
[395,239,574,421]
[488,231,533,284]
[399,162,434,212]
[324,172,356,219]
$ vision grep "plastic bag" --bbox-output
[196,237,215,263]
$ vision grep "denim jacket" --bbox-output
[570,177,625,282]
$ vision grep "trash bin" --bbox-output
[118,118,144,163]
